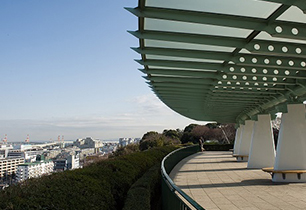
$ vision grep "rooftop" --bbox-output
[18,160,52,166]
[170,151,306,210]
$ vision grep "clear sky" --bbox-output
[0,0,208,142]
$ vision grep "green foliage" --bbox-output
[181,124,200,144]
[203,144,233,151]
[139,131,164,151]
[181,142,194,146]
[123,188,150,210]
[0,146,177,210]
[183,124,198,133]
[205,123,220,129]
[181,133,195,144]
[162,129,182,140]
[203,140,220,145]
[181,123,236,144]
[139,131,181,151]
[111,143,140,157]
[123,164,161,210]
[141,131,159,140]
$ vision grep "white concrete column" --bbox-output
[237,120,254,161]
[233,126,242,155]
[247,114,275,169]
[270,104,306,182]
[274,103,306,168]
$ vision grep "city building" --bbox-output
[67,151,80,169]
[13,144,33,151]
[53,149,80,171]
[101,143,118,155]
[118,138,140,147]
[53,159,67,171]
[74,137,103,153]
[0,150,6,159]
[0,157,25,177]
[0,184,8,190]
[8,150,44,163]
[0,144,13,150]
[79,148,95,160]
[43,149,62,160]
[0,144,13,159]
[16,159,54,182]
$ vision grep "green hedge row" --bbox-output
[122,163,161,210]
[0,146,177,210]
[203,144,233,151]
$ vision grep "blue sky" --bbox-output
[0,0,207,142]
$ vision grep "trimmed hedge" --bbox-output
[203,144,233,151]
[0,146,177,210]
[123,164,161,210]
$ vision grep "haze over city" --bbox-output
[0,0,207,142]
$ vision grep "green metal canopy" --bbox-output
[127,0,306,124]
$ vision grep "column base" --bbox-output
[233,155,248,162]
[262,167,306,182]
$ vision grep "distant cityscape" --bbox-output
[0,136,141,189]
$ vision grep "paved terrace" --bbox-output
[170,151,306,210]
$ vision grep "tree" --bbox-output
[141,131,159,140]
[139,130,181,151]
[273,127,279,148]
[180,123,236,144]
[191,125,211,140]
[205,123,221,129]
[162,129,182,140]
[272,116,281,148]
[183,124,198,133]
[181,124,199,144]
[111,144,140,157]
[139,131,166,151]
[219,123,236,144]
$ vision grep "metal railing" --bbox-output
[161,145,205,210]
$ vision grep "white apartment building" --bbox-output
[0,144,13,159]
[53,150,80,171]
[119,138,141,147]
[0,157,25,177]
[16,160,54,182]
[74,137,103,153]
[8,150,43,163]
[67,151,80,170]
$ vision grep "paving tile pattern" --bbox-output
[170,151,306,210]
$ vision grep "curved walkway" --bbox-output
[170,151,306,210]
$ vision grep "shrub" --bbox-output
[123,164,161,210]
[111,143,140,157]
[203,144,233,151]
[0,146,177,210]
[139,132,181,151]
[139,133,166,151]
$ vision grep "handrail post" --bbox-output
[161,145,205,210]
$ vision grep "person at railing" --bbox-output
[198,138,204,152]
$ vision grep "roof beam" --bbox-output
[146,75,216,85]
[128,5,306,40]
[130,30,306,57]
[258,0,306,13]
[127,7,267,31]
[129,30,245,48]
[141,68,220,79]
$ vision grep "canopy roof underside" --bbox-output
[128,0,306,124]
